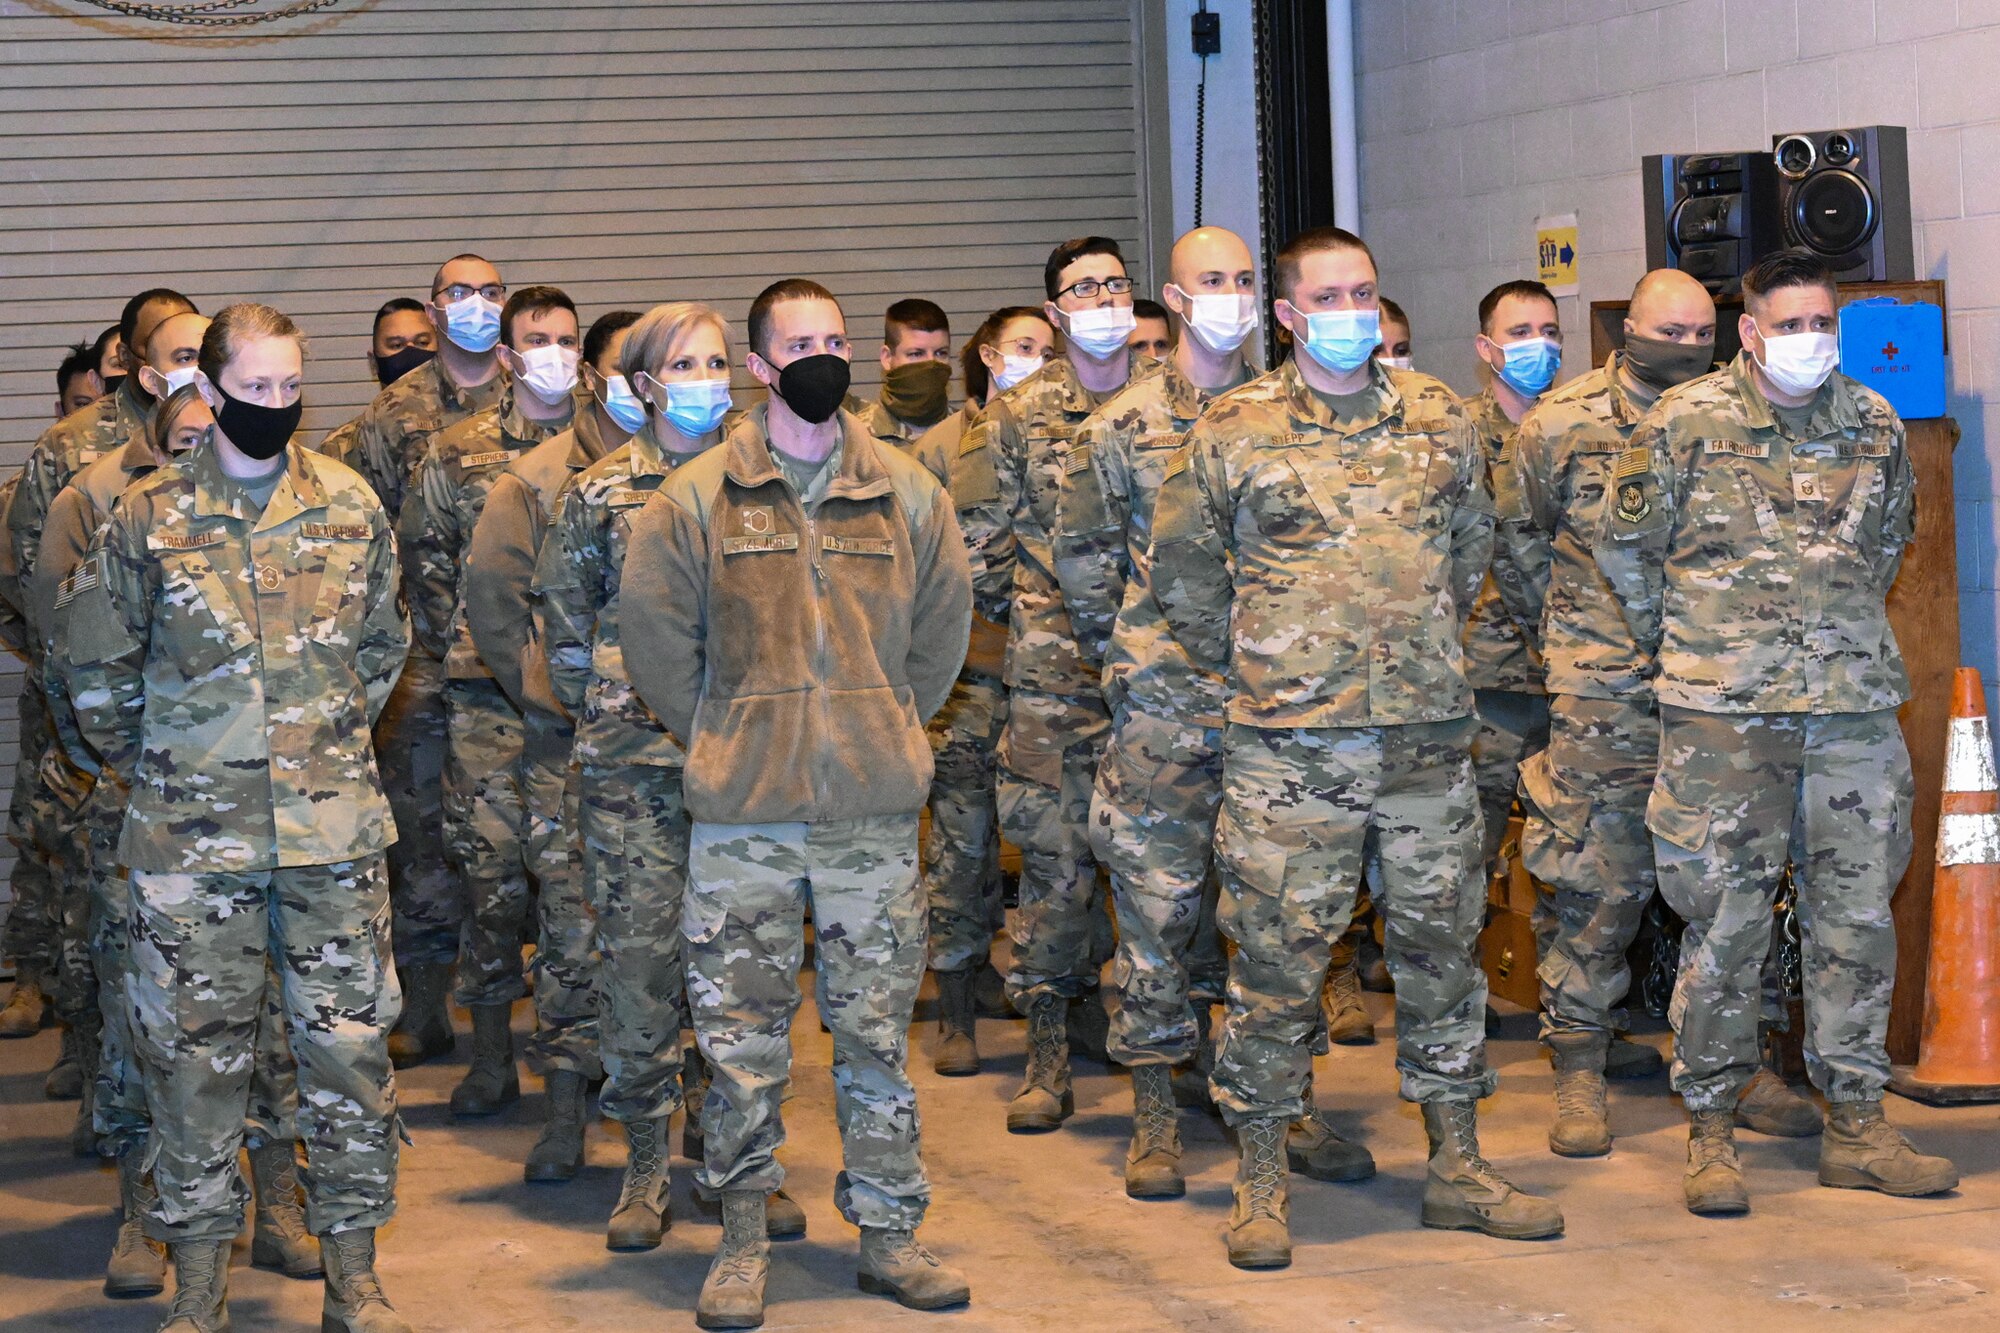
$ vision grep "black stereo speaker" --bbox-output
[1642,151,1783,295]
[1771,125,1913,282]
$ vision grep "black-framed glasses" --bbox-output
[433,282,506,304]
[1057,276,1135,299]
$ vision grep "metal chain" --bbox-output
[69,0,343,26]
[1639,894,1681,1019]
[1775,869,1805,1000]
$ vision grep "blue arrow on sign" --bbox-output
[1559,242,1575,266]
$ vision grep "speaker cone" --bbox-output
[1791,169,1877,255]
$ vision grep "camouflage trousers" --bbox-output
[522,717,597,1078]
[1,681,58,985]
[85,786,296,1158]
[1650,706,1911,1112]
[376,649,458,969]
[1212,720,1495,1123]
[1470,687,1551,873]
[128,856,400,1243]
[924,666,1008,973]
[45,763,96,1037]
[443,677,530,1008]
[1521,693,1660,1041]
[583,762,688,1123]
[998,687,1111,1005]
[1089,706,1229,1067]
[685,814,929,1230]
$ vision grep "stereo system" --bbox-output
[1642,125,1913,289]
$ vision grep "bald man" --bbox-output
[1509,269,1818,1157]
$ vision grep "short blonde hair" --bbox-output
[146,383,209,457]
[197,302,307,384]
[620,302,734,384]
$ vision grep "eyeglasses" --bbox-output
[1057,276,1134,299]
[433,283,506,304]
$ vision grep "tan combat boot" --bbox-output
[1547,1030,1613,1158]
[694,1188,809,1240]
[160,1238,231,1333]
[858,1227,972,1310]
[449,1003,519,1117]
[1226,1117,1292,1269]
[0,976,47,1038]
[1125,1064,1184,1199]
[385,962,454,1069]
[104,1151,166,1299]
[1007,994,1073,1133]
[1288,1073,1376,1182]
[1068,989,1111,1065]
[320,1228,411,1333]
[1819,1100,1958,1196]
[247,1139,321,1279]
[606,1115,671,1251]
[1684,1109,1750,1215]
[1736,1067,1823,1137]
[1421,1100,1564,1238]
[973,958,1013,1019]
[1323,939,1376,1046]
[696,1191,770,1330]
[931,969,980,1077]
[524,1069,588,1183]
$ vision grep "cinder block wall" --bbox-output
[1355,0,2000,697]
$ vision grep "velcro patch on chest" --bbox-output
[606,487,650,510]
[460,449,517,469]
[1840,439,1893,457]
[1040,423,1075,444]
[54,556,99,609]
[1614,478,1651,523]
[1162,451,1190,482]
[300,522,370,540]
[822,535,895,557]
[1701,438,1770,459]
[149,529,228,551]
[1614,448,1651,479]
[721,533,800,555]
[1063,446,1092,476]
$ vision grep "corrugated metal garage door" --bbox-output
[0,0,1158,908]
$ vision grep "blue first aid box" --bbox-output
[1839,297,1945,419]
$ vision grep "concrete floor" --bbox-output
[4,981,2000,1333]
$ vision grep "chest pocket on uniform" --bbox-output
[1245,453,1326,546]
[155,539,255,675]
[301,529,372,648]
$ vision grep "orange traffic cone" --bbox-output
[1891,667,2000,1104]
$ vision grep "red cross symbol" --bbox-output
[1882,341,1900,360]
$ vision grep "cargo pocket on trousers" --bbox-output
[1645,780,1712,856]
[996,714,1068,852]
[1211,805,1291,954]
[1519,750,1590,844]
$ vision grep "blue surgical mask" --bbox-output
[1494,336,1561,398]
[441,294,502,354]
[596,373,648,434]
[1296,308,1381,373]
[652,375,732,439]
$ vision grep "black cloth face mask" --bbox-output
[100,374,127,399]
[375,345,436,387]
[773,353,851,425]
[214,383,302,461]
[1621,334,1715,393]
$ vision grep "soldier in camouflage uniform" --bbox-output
[913,307,1054,1075]
[62,304,413,1332]
[0,468,56,1043]
[1600,251,1956,1215]
[349,254,510,1067]
[956,237,1151,1131]
[1053,226,1316,1199]
[621,282,972,1327]
[2,290,195,1053]
[407,286,580,1119]
[463,308,640,1182]
[1149,229,1561,1268]
[863,298,956,489]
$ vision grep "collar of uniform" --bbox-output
[1724,350,1863,439]
[499,385,570,446]
[723,404,893,502]
[112,380,153,441]
[1280,357,1402,434]
[1159,358,1228,422]
[863,398,915,443]
[1045,355,1106,416]
[1466,387,1518,451]
[1601,353,1645,428]
[114,431,156,477]
[569,407,608,468]
[188,441,326,528]
[432,357,507,415]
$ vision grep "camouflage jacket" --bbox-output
[62,443,409,873]
[1510,353,1657,700]
[465,408,614,721]
[1053,358,1251,725]
[9,383,152,625]
[0,472,26,658]
[406,387,568,679]
[1601,352,1914,715]
[910,402,984,500]
[1460,389,1546,694]
[1149,358,1495,729]
[954,355,1151,697]
[315,415,364,470]
[862,398,953,492]
[347,357,506,522]
[534,419,714,769]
